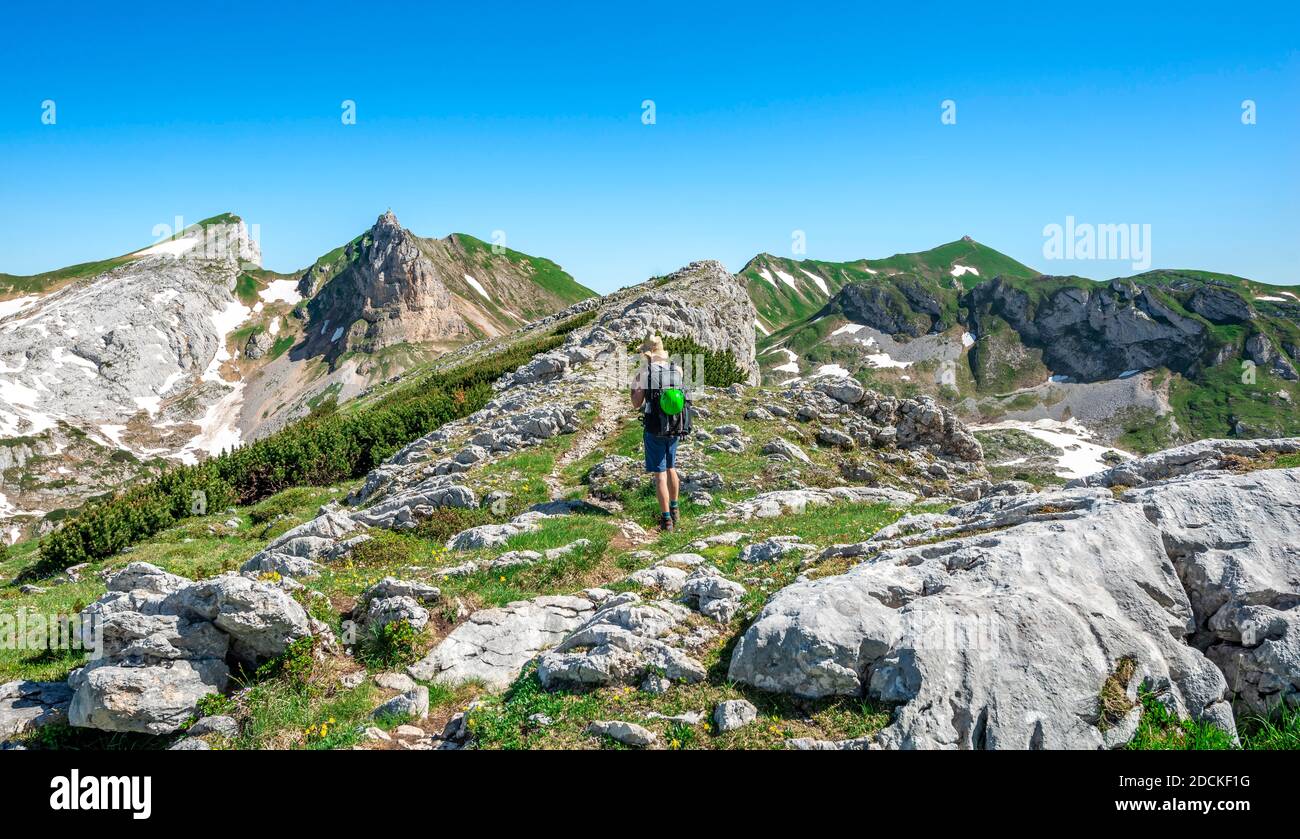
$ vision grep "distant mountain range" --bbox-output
[2,217,1298,541]
[0,212,594,538]
[745,238,1300,456]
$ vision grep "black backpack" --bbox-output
[643,362,692,437]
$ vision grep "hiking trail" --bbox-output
[544,385,630,502]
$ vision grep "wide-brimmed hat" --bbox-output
[640,333,669,361]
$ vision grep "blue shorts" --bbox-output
[643,432,678,473]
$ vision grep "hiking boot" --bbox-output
[670,507,680,526]
[656,516,675,533]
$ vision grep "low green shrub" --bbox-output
[624,334,749,388]
[34,314,590,575]
[358,619,420,669]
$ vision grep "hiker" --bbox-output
[630,334,692,532]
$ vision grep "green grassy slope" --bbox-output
[741,238,1039,336]
[452,232,597,314]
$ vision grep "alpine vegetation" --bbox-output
[1,230,1298,755]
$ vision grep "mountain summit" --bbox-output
[298,212,594,364]
[0,212,594,540]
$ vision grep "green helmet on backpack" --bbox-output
[659,387,685,416]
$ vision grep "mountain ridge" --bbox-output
[0,212,594,541]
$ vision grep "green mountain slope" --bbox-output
[754,242,1300,449]
[741,237,1039,335]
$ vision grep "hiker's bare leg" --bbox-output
[667,468,680,503]
[655,471,671,513]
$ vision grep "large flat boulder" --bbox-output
[407,595,595,689]
[729,468,1300,749]
[68,658,230,736]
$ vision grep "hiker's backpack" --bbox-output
[643,362,692,437]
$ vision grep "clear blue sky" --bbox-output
[1,1,1297,290]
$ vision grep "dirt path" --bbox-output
[544,385,630,502]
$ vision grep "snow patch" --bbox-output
[98,424,129,449]
[950,264,980,278]
[961,332,976,348]
[813,364,850,377]
[831,323,865,336]
[203,301,251,382]
[178,383,245,462]
[258,280,302,304]
[773,269,799,290]
[754,319,770,336]
[771,348,800,374]
[463,274,492,301]
[133,395,162,416]
[133,236,201,259]
[974,418,1132,480]
[756,268,777,287]
[0,296,40,321]
[51,347,98,376]
[864,352,911,369]
[799,269,830,295]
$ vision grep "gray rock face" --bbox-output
[240,507,364,578]
[352,481,478,529]
[679,567,746,623]
[565,260,761,385]
[1069,437,1300,489]
[834,280,944,338]
[729,467,1300,749]
[627,565,689,593]
[538,595,709,689]
[782,382,981,462]
[303,211,543,362]
[817,376,866,405]
[0,249,252,436]
[1246,334,1299,381]
[587,720,656,747]
[408,596,595,689]
[69,658,230,736]
[0,680,73,737]
[164,574,312,665]
[373,686,430,722]
[1187,285,1253,325]
[716,486,916,521]
[761,437,811,464]
[738,536,815,564]
[68,565,316,734]
[714,699,758,733]
[188,714,240,739]
[966,277,1209,383]
[445,511,547,550]
[244,330,275,360]
[351,576,441,634]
